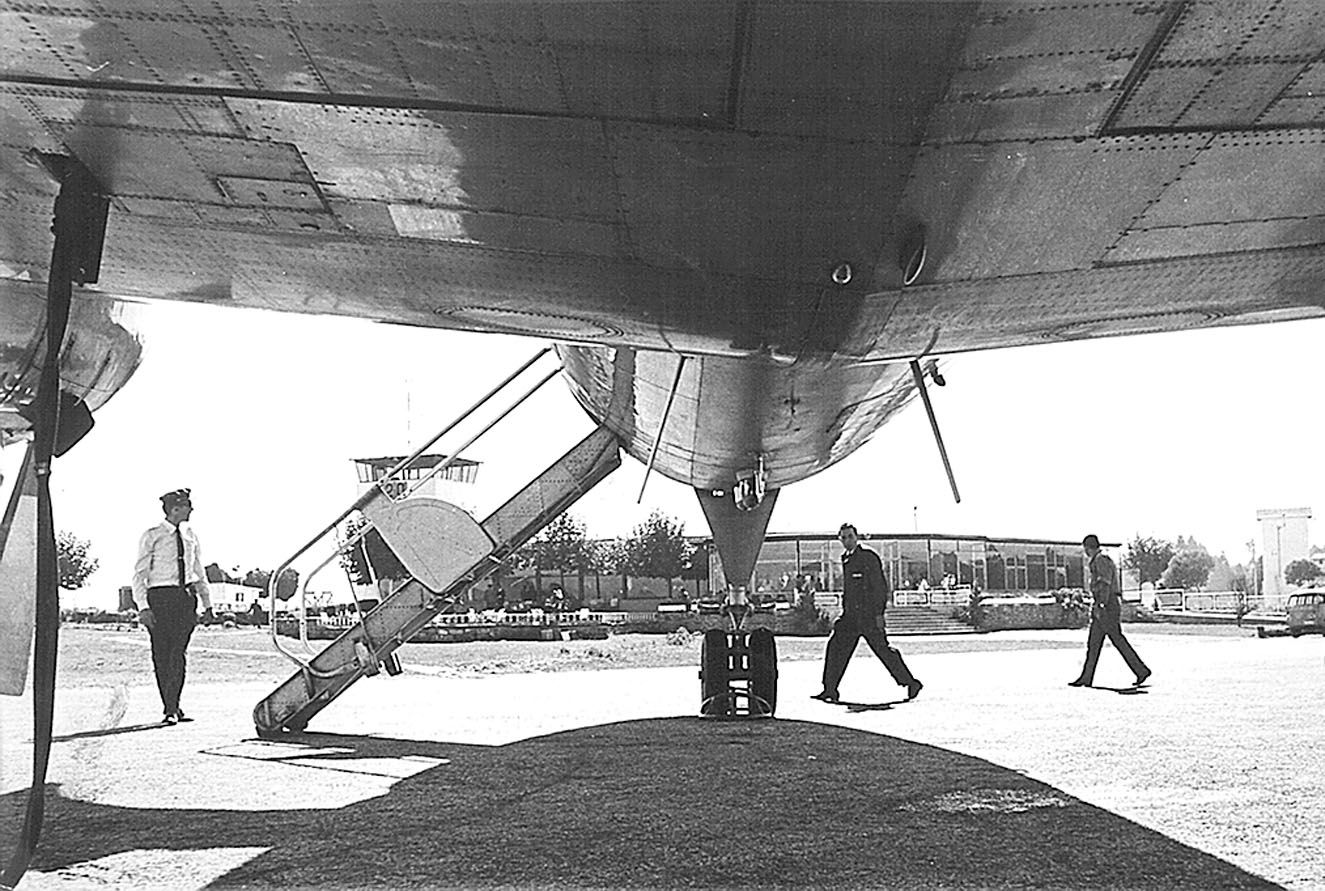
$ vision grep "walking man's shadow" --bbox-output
[840,698,908,713]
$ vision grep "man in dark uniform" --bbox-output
[1069,534,1151,688]
[812,523,923,703]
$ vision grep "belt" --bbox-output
[148,585,192,593]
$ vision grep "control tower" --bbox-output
[352,454,480,515]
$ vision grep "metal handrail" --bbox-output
[264,346,558,673]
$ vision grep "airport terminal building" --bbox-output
[711,532,1093,598]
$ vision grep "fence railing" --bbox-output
[1140,590,1287,614]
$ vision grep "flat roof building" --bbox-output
[707,531,1113,596]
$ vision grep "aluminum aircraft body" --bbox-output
[0,2,1323,669]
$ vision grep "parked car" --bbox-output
[1287,589,1325,637]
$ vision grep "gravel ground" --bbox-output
[1,623,1320,890]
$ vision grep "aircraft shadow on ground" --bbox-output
[4,719,1277,889]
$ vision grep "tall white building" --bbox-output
[1256,507,1311,603]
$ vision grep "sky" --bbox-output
[28,299,1325,609]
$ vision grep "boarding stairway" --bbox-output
[253,350,620,737]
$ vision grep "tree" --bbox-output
[241,567,301,601]
[622,511,693,582]
[1284,558,1321,587]
[205,563,242,584]
[56,531,98,590]
[1160,539,1214,590]
[242,568,271,590]
[1125,535,1175,586]
[340,516,408,585]
[518,513,596,574]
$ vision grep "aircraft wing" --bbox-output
[0,1,1322,361]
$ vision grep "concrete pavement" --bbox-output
[1,627,1321,888]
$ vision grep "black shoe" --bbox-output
[163,713,179,726]
[175,709,193,723]
[1068,678,1090,687]
[1134,668,1152,686]
[905,680,924,701]
[810,691,840,703]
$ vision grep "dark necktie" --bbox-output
[175,525,187,589]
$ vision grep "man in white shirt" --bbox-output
[132,488,213,724]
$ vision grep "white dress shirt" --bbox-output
[132,520,212,611]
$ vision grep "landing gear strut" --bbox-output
[699,590,777,718]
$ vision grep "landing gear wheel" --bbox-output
[749,628,778,715]
[700,629,730,715]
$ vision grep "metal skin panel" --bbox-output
[0,0,1323,501]
[543,1,731,120]
[611,123,909,283]
[1135,132,1325,229]
[557,345,920,491]
[737,2,971,142]
[0,279,143,412]
[1176,62,1312,128]
[1105,218,1325,264]
[23,87,243,137]
[1108,64,1221,130]
[1260,97,1325,127]
[899,136,1203,282]
[1153,0,1272,63]
[228,101,619,221]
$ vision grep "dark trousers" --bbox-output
[147,586,197,716]
[821,614,916,695]
[1076,600,1148,683]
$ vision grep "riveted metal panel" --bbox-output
[900,135,1203,281]
[850,246,1325,358]
[1136,131,1325,228]
[389,206,620,257]
[1233,0,1325,57]
[50,126,213,198]
[1156,0,1268,62]
[216,175,325,210]
[946,54,1133,103]
[420,3,562,110]
[222,23,325,93]
[293,24,419,98]
[102,18,251,88]
[0,198,57,273]
[1105,217,1325,263]
[113,196,203,223]
[966,2,1164,60]
[327,198,397,237]
[1259,96,1325,126]
[738,1,968,141]
[1290,60,1325,95]
[1109,65,1216,129]
[22,86,241,136]
[264,208,339,233]
[543,1,731,120]
[0,10,77,78]
[12,8,142,83]
[610,123,904,282]
[194,203,270,228]
[0,142,62,201]
[182,135,311,182]
[226,100,617,220]
[926,92,1118,143]
[1177,62,1310,127]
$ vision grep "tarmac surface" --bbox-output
[1,624,1322,889]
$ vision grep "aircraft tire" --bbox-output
[749,628,778,715]
[701,629,729,715]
